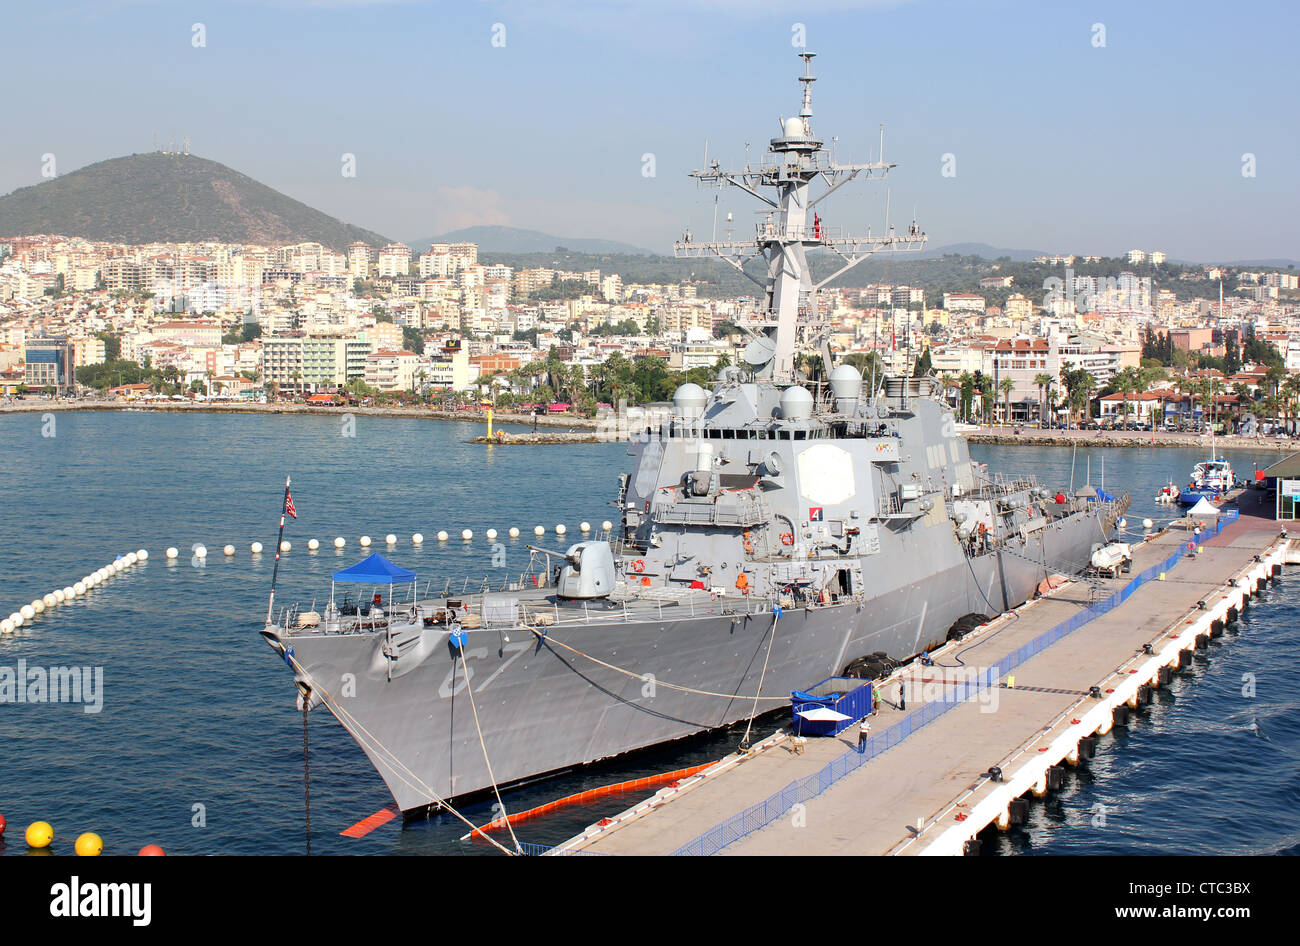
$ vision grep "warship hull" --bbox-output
[266,501,1117,813]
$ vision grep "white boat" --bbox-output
[1154,481,1180,504]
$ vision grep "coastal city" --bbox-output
[3,230,1300,436]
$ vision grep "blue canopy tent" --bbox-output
[330,553,418,614]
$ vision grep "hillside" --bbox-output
[406,225,656,256]
[0,153,390,250]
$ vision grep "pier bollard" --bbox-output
[1137,684,1152,705]
[1046,765,1065,792]
[1194,633,1208,651]
[1157,666,1173,686]
[1209,619,1224,639]
[1112,704,1130,727]
[1226,606,1239,623]
[1078,736,1097,760]
[1177,650,1192,669]
[1008,798,1029,825]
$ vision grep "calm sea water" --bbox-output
[0,411,1293,856]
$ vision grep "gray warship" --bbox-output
[261,53,1127,815]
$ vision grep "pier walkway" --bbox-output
[552,489,1287,856]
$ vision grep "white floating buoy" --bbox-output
[308,538,320,551]
[555,524,567,536]
[43,594,57,607]
[360,536,372,548]
[580,521,590,533]
[334,537,346,549]
[30,601,45,615]
[280,541,291,553]
[0,619,12,635]
[83,575,96,588]
[1143,518,1153,530]
[534,526,545,536]
[412,533,424,545]
[1118,518,1128,530]
[193,545,207,560]
[601,520,613,532]
[462,529,473,540]
[53,589,65,604]
[9,612,23,628]
[136,549,148,561]
[20,604,35,620]
[72,582,85,596]
[437,530,449,542]
[125,552,137,565]
[63,586,76,599]
[386,534,397,545]
[508,527,520,538]
[486,529,498,540]
[111,561,124,573]
[224,545,236,556]
[165,547,179,559]
[251,541,264,554]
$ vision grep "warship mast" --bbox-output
[674,51,927,385]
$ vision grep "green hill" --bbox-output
[0,152,389,250]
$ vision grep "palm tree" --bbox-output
[1033,372,1054,425]
[998,377,1015,426]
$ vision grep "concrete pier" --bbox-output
[548,489,1288,856]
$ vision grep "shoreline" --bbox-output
[3,401,1296,454]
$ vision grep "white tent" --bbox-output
[1188,497,1221,517]
[795,706,852,722]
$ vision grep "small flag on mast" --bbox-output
[285,489,297,519]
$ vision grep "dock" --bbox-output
[544,489,1289,856]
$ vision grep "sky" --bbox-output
[2,0,1297,261]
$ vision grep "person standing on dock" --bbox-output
[858,720,871,754]
[898,683,906,711]
[872,686,880,716]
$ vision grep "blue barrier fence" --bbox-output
[669,511,1238,857]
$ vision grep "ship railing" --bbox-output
[651,493,769,528]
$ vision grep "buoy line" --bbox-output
[1,550,147,636]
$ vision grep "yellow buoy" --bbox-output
[74,832,103,856]
[26,821,54,848]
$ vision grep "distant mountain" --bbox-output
[919,242,1047,262]
[0,153,390,250]
[407,225,658,256]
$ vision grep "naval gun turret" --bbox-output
[529,541,616,599]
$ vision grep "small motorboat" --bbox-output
[1155,481,1180,504]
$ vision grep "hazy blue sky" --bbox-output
[3,0,1297,260]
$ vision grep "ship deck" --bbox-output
[547,488,1286,856]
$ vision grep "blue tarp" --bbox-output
[332,553,416,584]
[1090,488,1116,502]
